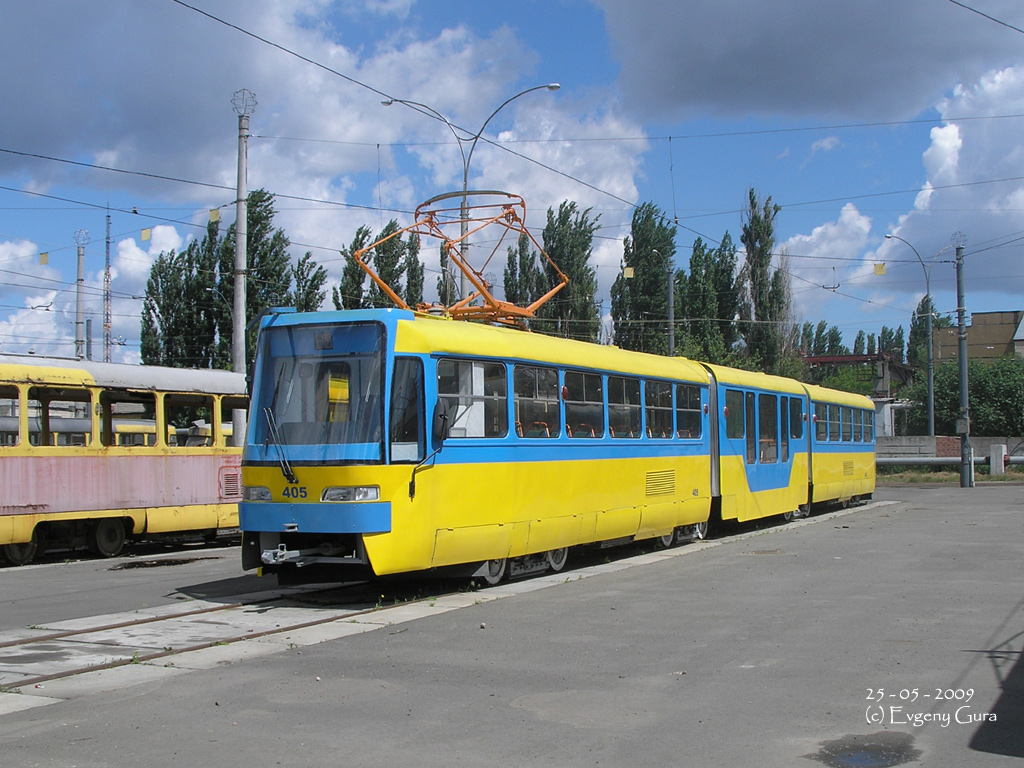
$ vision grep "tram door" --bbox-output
[720,387,798,521]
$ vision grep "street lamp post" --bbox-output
[885,234,942,437]
[383,83,560,299]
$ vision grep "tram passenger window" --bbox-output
[864,410,874,442]
[790,398,803,440]
[780,396,790,462]
[853,410,863,442]
[828,404,840,442]
[645,380,672,439]
[725,389,744,440]
[100,390,158,447]
[841,407,852,441]
[745,392,757,464]
[166,393,217,447]
[564,370,603,438]
[438,359,507,439]
[0,385,18,447]
[514,365,560,438]
[759,394,778,463]
[389,357,424,462]
[27,386,92,447]
[676,384,702,439]
[814,403,827,441]
[608,377,640,439]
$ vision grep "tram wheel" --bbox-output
[480,558,507,586]
[783,510,796,523]
[89,519,126,558]
[545,547,569,573]
[655,530,678,549]
[691,519,709,541]
[2,542,38,566]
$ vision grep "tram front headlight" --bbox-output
[243,485,273,501]
[321,486,380,502]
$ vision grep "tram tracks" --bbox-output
[0,582,442,692]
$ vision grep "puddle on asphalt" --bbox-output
[805,732,921,768]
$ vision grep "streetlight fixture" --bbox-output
[383,83,560,299]
[884,233,949,437]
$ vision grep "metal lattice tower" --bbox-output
[103,213,112,362]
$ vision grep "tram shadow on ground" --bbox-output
[969,626,1024,758]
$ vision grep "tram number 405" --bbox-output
[281,486,308,499]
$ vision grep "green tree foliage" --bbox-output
[867,332,877,355]
[403,234,424,308]
[366,220,408,309]
[215,189,293,367]
[333,225,372,310]
[906,295,953,369]
[681,236,733,363]
[826,326,847,355]
[503,233,544,307]
[142,189,330,370]
[535,201,601,342]
[289,252,328,312]
[853,330,866,355]
[140,222,218,367]
[906,356,1024,436]
[436,242,458,307]
[812,320,828,355]
[610,202,675,353]
[737,189,791,373]
[878,325,905,363]
[818,366,873,396]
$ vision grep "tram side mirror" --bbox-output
[432,399,452,443]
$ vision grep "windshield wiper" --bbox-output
[263,407,298,484]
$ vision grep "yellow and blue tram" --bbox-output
[239,308,875,584]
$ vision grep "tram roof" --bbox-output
[395,312,712,382]
[0,355,247,395]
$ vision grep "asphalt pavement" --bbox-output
[0,483,1022,768]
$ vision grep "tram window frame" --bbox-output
[676,384,702,439]
[864,410,875,442]
[725,389,744,441]
[758,393,778,463]
[828,404,840,442]
[437,358,508,439]
[780,396,790,462]
[644,380,673,439]
[514,365,560,438]
[100,389,158,447]
[790,398,804,440]
[841,406,853,441]
[27,385,92,447]
[389,357,425,462]
[745,392,757,464]
[815,402,827,442]
[0,384,19,447]
[564,370,604,438]
[165,393,221,447]
[608,376,641,439]
[853,409,863,442]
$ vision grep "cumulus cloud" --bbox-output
[591,0,1024,120]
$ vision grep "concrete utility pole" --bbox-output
[73,229,89,359]
[232,89,256,447]
[953,232,972,487]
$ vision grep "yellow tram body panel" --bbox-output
[245,450,712,576]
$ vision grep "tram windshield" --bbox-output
[251,322,385,462]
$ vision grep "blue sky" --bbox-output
[3,0,1024,362]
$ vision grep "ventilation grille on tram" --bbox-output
[646,470,676,497]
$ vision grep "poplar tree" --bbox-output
[535,201,601,342]
[610,202,675,353]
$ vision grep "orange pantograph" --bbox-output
[352,191,568,325]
